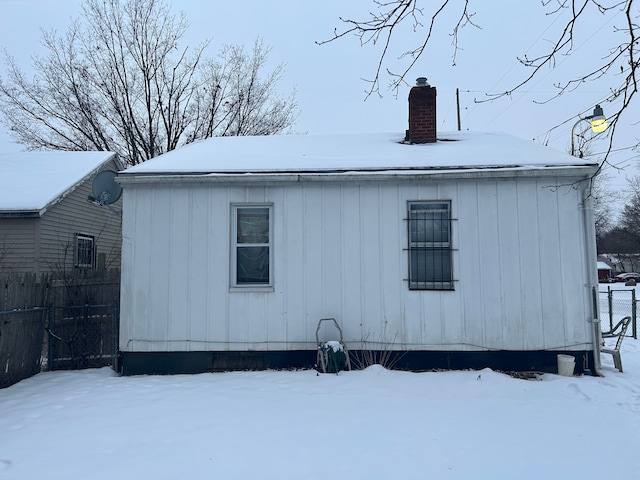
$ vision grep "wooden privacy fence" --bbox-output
[0,272,49,311]
[0,307,49,388]
[0,270,120,388]
[1,270,121,311]
[0,302,119,388]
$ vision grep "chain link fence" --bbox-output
[46,302,119,372]
[599,286,637,339]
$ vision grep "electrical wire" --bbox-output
[467,5,623,131]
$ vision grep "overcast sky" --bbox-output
[1,0,637,197]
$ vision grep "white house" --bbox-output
[116,80,602,375]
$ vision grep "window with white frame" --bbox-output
[76,234,95,269]
[407,201,453,290]
[232,205,272,286]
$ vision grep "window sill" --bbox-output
[409,283,455,291]
[230,285,274,293]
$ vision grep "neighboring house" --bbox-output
[599,253,640,276]
[117,80,602,375]
[597,259,613,281]
[0,151,123,274]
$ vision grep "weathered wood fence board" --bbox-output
[0,270,120,388]
[0,272,49,311]
[0,308,48,388]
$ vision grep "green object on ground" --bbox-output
[323,345,346,373]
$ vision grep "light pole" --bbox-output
[571,105,608,157]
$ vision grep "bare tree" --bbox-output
[319,0,638,153]
[598,175,640,264]
[188,41,298,139]
[620,175,640,237]
[592,171,618,239]
[0,0,298,166]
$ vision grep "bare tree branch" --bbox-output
[0,0,298,166]
[317,0,479,97]
[321,0,638,155]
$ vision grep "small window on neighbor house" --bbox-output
[232,205,272,286]
[76,234,95,269]
[407,201,453,290]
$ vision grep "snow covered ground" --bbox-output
[2,334,639,479]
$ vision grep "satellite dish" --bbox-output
[89,170,122,206]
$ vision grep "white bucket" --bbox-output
[557,354,575,377]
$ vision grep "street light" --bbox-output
[571,104,608,157]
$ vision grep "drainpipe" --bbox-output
[581,178,603,375]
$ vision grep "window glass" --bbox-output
[233,206,271,286]
[76,234,95,268]
[237,246,270,284]
[237,208,269,244]
[410,248,452,282]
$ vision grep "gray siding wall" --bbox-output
[0,158,122,274]
[120,175,594,354]
[39,160,122,273]
[0,218,37,272]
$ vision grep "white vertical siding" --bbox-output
[473,181,501,349]
[558,183,591,344]
[340,185,363,344]
[498,181,524,350]
[359,186,384,342]
[379,186,405,345]
[538,187,565,349]
[456,181,485,349]
[186,187,213,350]
[517,181,544,350]
[281,186,304,348]
[120,175,593,353]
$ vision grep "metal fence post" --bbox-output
[633,289,637,339]
[112,300,119,373]
[47,306,55,371]
[607,286,613,333]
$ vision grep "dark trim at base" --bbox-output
[118,350,595,376]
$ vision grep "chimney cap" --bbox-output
[415,77,429,87]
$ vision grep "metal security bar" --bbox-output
[407,201,454,290]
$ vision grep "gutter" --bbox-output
[580,179,603,376]
[116,165,600,186]
[0,210,42,218]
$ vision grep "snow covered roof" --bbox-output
[0,151,118,213]
[597,262,612,270]
[121,131,599,177]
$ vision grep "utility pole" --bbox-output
[456,88,461,131]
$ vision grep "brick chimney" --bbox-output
[406,77,437,143]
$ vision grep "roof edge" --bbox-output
[117,164,600,186]
[39,152,120,212]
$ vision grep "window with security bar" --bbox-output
[232,205,272,287]
[76,234,95,269]
[407,201,453,290]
